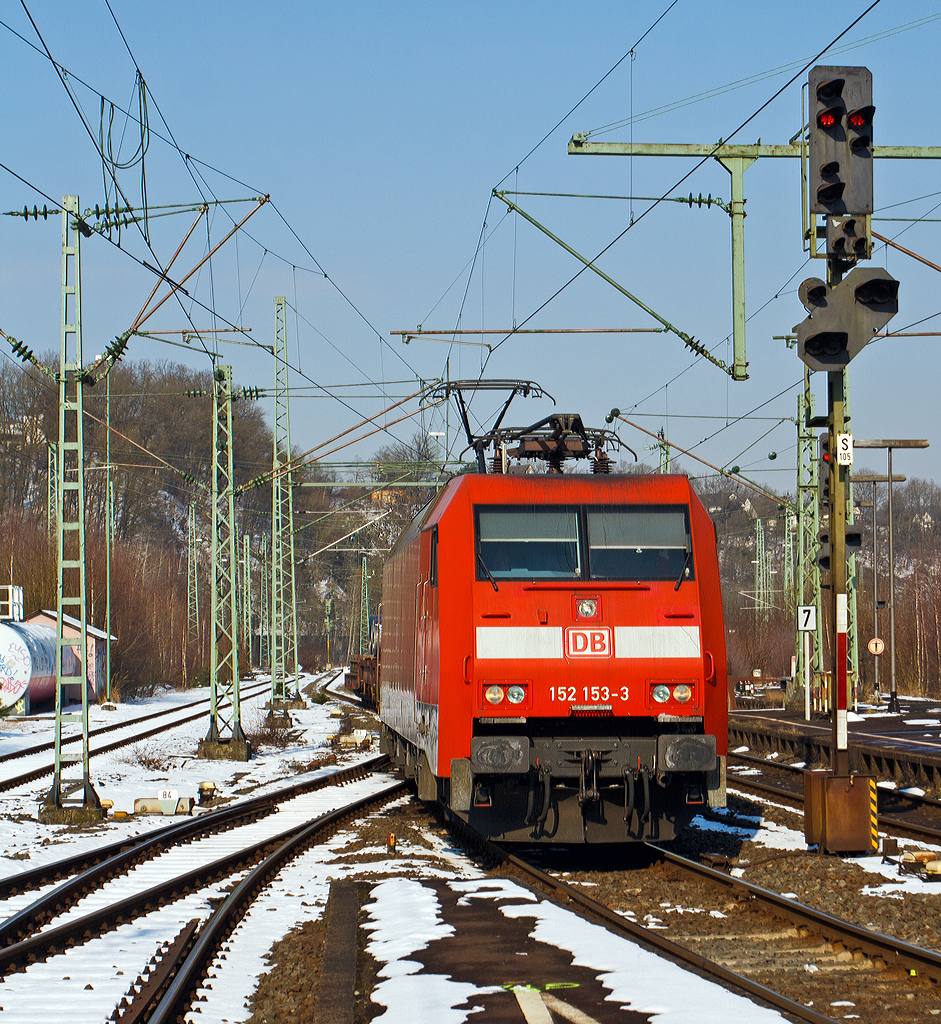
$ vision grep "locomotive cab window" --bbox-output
[587,506,693,582]
[476,507,580,579]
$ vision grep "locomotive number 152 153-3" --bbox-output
[548,685,629,702]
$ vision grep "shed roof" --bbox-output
[32,609,118,642]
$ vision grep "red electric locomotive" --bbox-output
[378,412,728,844]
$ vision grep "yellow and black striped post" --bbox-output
[869,778,879,852]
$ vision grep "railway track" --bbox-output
[0,754,404,1022]
[0,680,272,795]
[469,835,941,1024]
[729,711,941,795]
[0,680,265,765]
[728,749,941,845]
[21,672,926,1022]
[320,669,360,706]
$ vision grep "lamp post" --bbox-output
[853,441,929,712]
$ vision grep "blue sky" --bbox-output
[2,1,940,488]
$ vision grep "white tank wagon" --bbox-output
[0,622,80,710]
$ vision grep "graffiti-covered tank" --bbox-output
[0,622,80,710]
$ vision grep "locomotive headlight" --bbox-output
[652,684,671,703]
[484,684,504,705]
[672,684,693,703]
[576,598,597,619]
[506,684,526,704]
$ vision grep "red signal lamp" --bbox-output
[817,107,841,129]
[848,105,875,129]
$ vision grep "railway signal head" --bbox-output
[819,433,831,514]
[816,525,861,571]
[849,266,900,352]
[809,66,874,238]
[827,216,870,259]
[817,527,832,571]
[794,267,898,371]
[798,278,828,313]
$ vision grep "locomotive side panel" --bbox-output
[379,524,421,749]
[432,487,475,777]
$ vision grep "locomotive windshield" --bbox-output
[475,503,692,582]
[587,506,693,581]
[476,508,580,578]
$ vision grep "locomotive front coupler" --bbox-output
[577,750,602,808]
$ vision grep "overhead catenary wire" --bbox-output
[17,0,222,367]
[0,153,432,462]
[722,420,795,471]
[618,255,814,422]
[414,0,888,475]
[482,0,885,372]
[7,5,429,460]
[610,412,796,511]
[491,0,681,192]
[438,0,683,446]
[7,2,909,491]
[583,13,941,138]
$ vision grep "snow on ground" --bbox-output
[197,797,487,1023]
[362,877,790,1024]
[700,791,941,897]
[0,670,374,874]
[0,672,355,869]
[361,877,492,1024]
[1,675,939,1022]
[0,776,435,1024]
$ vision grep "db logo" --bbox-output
[565,626,612,658]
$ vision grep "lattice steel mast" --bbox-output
[783,511,794,612]
[796,372,824,693]
[271,297,299,703]
[657,427,671,474]
[200,364,248,756]
[48,196,100,817]
[259,533,269,670]
[754,519,771,622]
[187,501,199,679]
[241,532,252,663]
[47,444,57,536]
[105,367,113,701]
[359,555,370,656]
